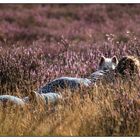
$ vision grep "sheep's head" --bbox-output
[98,56,118,71]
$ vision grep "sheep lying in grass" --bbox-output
[1,56,139,110]
[0,92,62,109]
[0,56,120,108]
[24,91,62,106]
[0,95,26,108]
[37,56,118,94]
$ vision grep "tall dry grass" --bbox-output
[0,4,140,136]
[0,78,140,136]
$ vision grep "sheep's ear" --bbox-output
[99,56,105,66]
[112,56,118,64]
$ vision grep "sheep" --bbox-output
[23,91,62,106]
[37,56,118,94]
[0,95,26,108]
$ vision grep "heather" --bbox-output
[0,4,140,136]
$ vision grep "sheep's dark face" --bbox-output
[98,56,118,71]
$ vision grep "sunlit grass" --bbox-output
[0,79,140,136]
[0,4,140,136]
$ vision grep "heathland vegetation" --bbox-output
[0,4,140,136]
